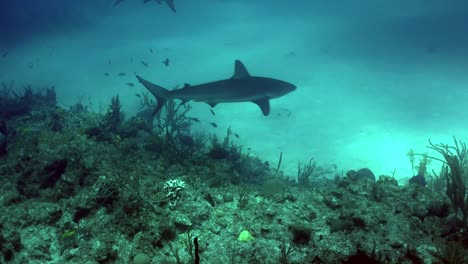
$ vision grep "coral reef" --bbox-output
[0,87,467,263]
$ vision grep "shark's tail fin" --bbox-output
[166,0,176,12]
[136,75,171,115]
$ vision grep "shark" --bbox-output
[155,0,176,13]
[136,60,296,116]
[113,0,125,6]
[114,0,176,12]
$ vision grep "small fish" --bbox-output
[141,60,149,68]
[234,133,239,139]
[425,46,437,54]
[126,82,135,87]
[144,0,151,3]
[118,73,126,76]
[190,117,200,123]
[149,48,153,53]
[278,108,292,117]
[135,93,141,97]
[108,59,111,65]
[162,58,170,67]
[286,51,296,57]
[209,108,215,116]
[210,122,218,128]
[48,47,55,56]
[104,73,109,76]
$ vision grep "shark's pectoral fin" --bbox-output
[252,99,270,116]
[231,60,250,79]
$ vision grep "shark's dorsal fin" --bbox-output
[183,83,192,88]
[232,60,250,79]
[207,102,217,108]
[252,99,270,116]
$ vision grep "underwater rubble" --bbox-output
[0,85,467,264]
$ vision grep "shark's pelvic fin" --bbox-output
[232,60,250,79]
[252,99,270,116]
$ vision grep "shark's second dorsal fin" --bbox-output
[232,60,250,79]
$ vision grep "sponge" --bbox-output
[238,230,254,242]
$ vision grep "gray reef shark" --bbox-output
[114,0,176,13]
[136,60,296,116]
[113,0,125,6]
[154,0,176,13]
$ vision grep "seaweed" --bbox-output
[427,137,468,227]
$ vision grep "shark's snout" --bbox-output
[289,83,297,92]
[282,81,297,94]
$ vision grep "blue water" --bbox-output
[2,0,468,180]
